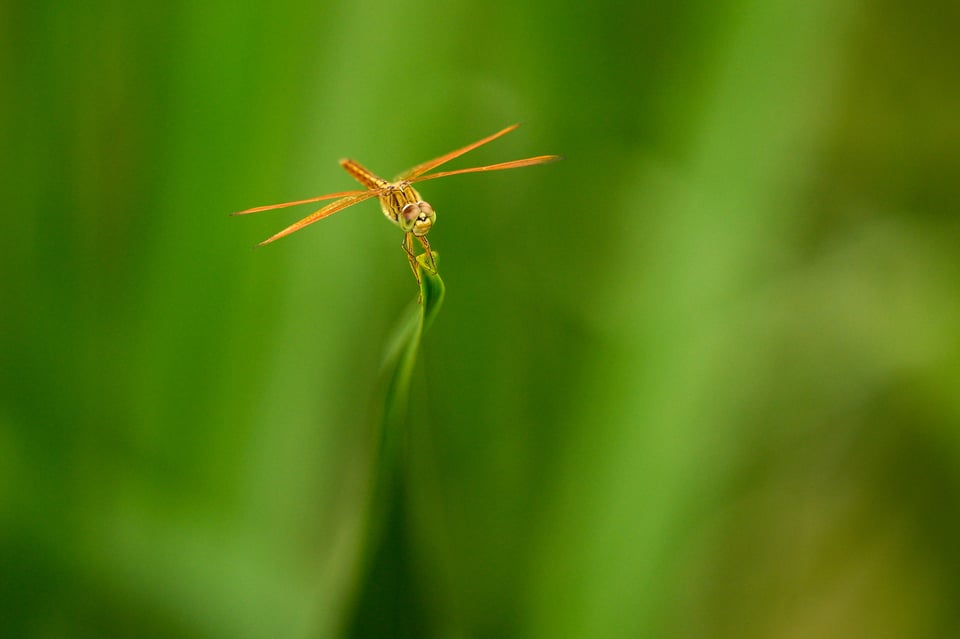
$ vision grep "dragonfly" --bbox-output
[233,123,560,287]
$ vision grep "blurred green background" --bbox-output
[3,0,960,637]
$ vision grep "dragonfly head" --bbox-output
[401,201,436,236]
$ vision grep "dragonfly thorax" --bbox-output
[378,183,436,236]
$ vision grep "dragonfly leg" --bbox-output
[417,235,437,273]
[402,233,421,288]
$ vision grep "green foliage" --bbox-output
[3,1,960,638]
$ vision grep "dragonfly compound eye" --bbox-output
[402,201,436,236]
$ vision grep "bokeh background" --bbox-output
[3,0,959,637]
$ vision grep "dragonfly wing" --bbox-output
[397,123,521,181]
[258,191,379,245]
[407,155,561,184]
[232,189,373,215]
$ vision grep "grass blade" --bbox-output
[343,254,444,637]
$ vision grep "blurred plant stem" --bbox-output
[344,253,444,638]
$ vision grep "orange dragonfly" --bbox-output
[233,123,560,286]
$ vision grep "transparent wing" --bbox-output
[257,191,380,246]
[397,123,521,180]
[232,189,375,216]
[407,155,561,184]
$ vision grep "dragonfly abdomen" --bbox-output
[340,158,387,190]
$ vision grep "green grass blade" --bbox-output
[380,254,445,430]
[343,254,444,637]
